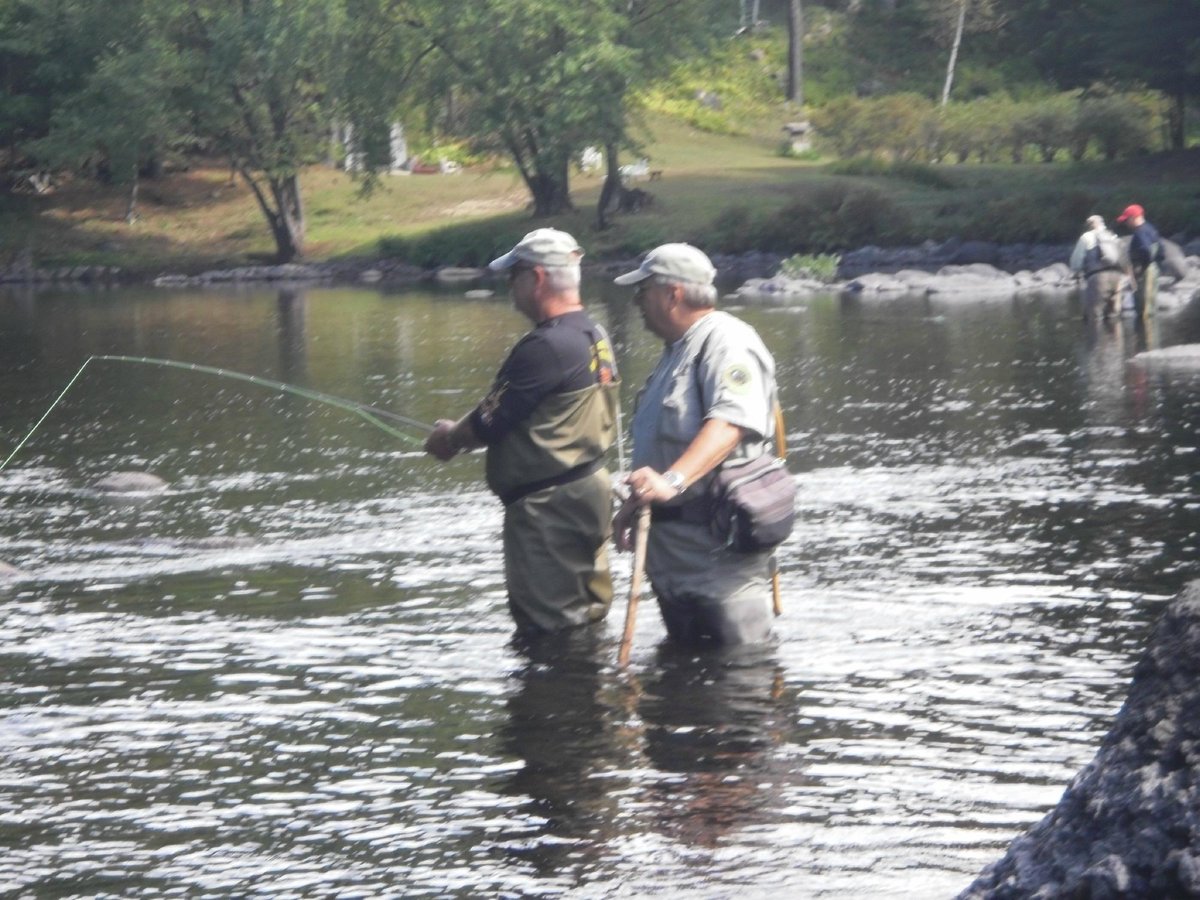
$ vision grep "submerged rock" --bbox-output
[959,581,1200,899]
[434,266,485,284]
[1131,344,1200,374]
[92,471,169,493]
[0,560,23,580]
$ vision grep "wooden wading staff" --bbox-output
[772,404,787,617]
[618,504,652,667]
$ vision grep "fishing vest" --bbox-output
[485,379,620,506]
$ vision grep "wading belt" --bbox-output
[499,456,605,507]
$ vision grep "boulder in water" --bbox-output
[92,471,169,493]
[1131,344,1200,374]
[0,560,23,580]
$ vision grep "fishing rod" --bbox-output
[0,354,435,473]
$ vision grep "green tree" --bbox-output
[402,0,731,218]
[168,0,424,262]
[1090,0,1200,149]
[35,36,186,222]
[0,0,150,176]
[1003,0,1198,149]
[170,0,349,262]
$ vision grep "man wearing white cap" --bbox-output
[425,228,620,635]
[612,243,777,646]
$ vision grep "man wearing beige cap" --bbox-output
[612,243,778,646]
[425,228,620,635]
[1069,214,1123,322]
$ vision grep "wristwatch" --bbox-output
[661,470,686,495]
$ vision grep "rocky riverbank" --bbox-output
[3,236,1199,307]
[729,235,1200,308]
[958,581,1200,899]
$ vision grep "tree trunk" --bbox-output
[268,173,306,262]
[597,142,621,230]
[940,0,968,107]
[527,160,574,217]
[1168,92,1185,150]
[786,0,804,105]
[124,162,140,225]
[239,165,306,263]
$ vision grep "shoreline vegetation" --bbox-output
[1,119,1198,295]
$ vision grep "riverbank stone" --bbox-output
[958,581,1200,899]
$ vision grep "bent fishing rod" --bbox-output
[0,354,434,473]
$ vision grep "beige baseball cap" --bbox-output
[613,242,716,286]
[489,228,584,270]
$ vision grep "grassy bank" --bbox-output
[2,114,1198,278]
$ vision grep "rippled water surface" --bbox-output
[3,282,1200,898]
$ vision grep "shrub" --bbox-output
[1021,93,1079,163]
[378,220,528,268]
[962,190,1094,244]
[828,156,956,189]
[705,205,764,255]
[810,93,936,162]
[778,252,841,282]
[1077,94,1157,160]
[760,182,913,252]
[606,221,672,258]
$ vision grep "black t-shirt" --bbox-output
[470,310,616,445]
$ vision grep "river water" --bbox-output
[2,280,1199,898]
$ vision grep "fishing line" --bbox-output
[0,355,434,473]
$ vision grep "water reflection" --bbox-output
[639,644,791,848]
[276,288,309,385]
[493,629,626,879]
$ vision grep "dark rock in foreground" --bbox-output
[958,582,1200,899]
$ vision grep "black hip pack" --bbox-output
[709,452,796,553]
[690,328,796,552]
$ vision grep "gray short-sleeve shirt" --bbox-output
[630,310,776,481]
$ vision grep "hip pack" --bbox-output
[709,453,796,553]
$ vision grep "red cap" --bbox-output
[1116,204,1143,223]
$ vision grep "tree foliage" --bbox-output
[1,0,1195,261]
[399,0,732,217]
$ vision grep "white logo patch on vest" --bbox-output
[722,362,753,394]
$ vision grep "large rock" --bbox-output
[958,582,1200,899]
[91,471,169,493]
[1131,344,1200,374]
